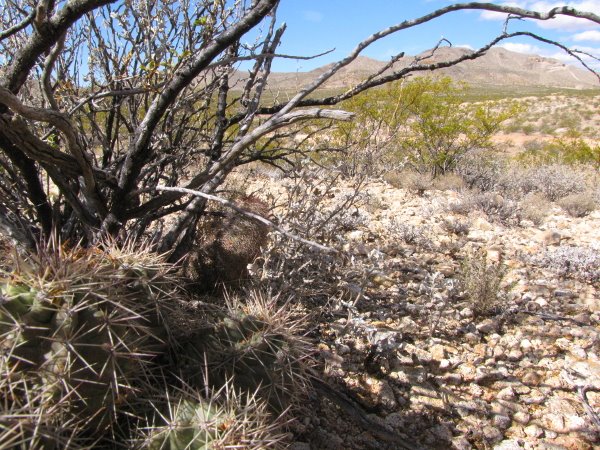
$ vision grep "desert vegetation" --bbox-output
[1,1,599,449]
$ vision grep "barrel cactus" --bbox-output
[180,291,313,412]
[140,381,286,450]
[0,241,176,448]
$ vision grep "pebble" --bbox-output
[493,439,524,450]
[476,319,499,334]
[513,411,531,424]
[483,425,504,443]
[524,424,544,438]
[493,414,512,430]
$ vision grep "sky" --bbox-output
[253,0,600,72]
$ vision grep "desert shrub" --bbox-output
[252,164,377,305]
[458,250,512,316]
[332,77,519,177]
[433,172,466,191]
[455,150,507,192]
[397,78,520,176]
[499,163,587,201]
[519,135,600,167]
[526,245,600,283]
[558,192,597,217]
[442,218,471,236]
[519,192,551,225]
[399,169,434,195]
[452,191,518,224]
[389,221,434,248]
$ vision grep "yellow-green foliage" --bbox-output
[329,77,521,176]
[518,134,600,167]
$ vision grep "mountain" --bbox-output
[234,47,599,92]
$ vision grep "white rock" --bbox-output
[524,424,543,438]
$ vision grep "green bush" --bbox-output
[518,135,600,167]
[329,77,520,176]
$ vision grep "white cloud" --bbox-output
[499,42,544,54]
[572,29,600,40]
[480,1,600,32]
[456,44,475,50]
[303,10,323,23]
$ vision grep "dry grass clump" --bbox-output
[519,192,551,225]
[433,172,466,191]
[558,192,597,217]
[384,169,433,195]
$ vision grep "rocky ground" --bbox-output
[266,179,600,450]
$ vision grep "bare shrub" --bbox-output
[526,245,600,283]
[396,170,434,196]
[456,151,506,192]
[458,251,512,316]
[442,218,471,236]
[252,165,376,305]
[505,164,587,201]
[452,191,517,225]
[558,192,597,217]
[389,221,433,248]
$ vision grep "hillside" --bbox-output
[234,47,599,92]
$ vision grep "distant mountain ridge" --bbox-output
[239,47,599,92]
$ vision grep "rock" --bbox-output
[483,425,504,443]
[430,344,447,362]
[537,230,561,246]
[520,339,533,351]
[493,439,525,450]
[522,371,542,386]
[554,288,576,298]
[507,349,524,361]
[513,411,531,424]
[452,436,473,450]
[524,424,544,438]
[432,423,453,442]
[459,307,474,318]
[494,414,512,430]
[497,386,516,401]
[477,319,499,334]
[465,332,480,344]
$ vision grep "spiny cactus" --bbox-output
[180,291,313,413]
[0,240,177,448]
[140,381,287,450]
[185,195,270,292]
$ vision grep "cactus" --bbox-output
[0,241,177,448]
[185,195,270,292]
[180,291,313,413]
[141,381,286,450]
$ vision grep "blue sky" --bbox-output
[255,0,600,72]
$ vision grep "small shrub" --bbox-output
[458,191,518,224]
[442,218,470,236]
[458,251,512,316]
[501,164,587,201]
[558,192,597,217]
[401,170,433,195]
[519,192,551,225]
[456,151,506,192]
[526,245,600,283]
[433,172,466,191]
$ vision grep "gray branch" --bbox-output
[154,186,338,254]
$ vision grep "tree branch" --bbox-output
[154,186,338,254]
